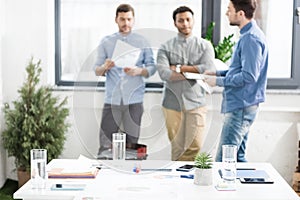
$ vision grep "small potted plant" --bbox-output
[194,152,213,186]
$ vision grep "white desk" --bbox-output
[14,159,300,200]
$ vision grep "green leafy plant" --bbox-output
[205,22,235,63]
[2,57,70,172]
[194,152,213,169]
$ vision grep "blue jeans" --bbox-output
[215,105,259,162]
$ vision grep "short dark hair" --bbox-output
[172,6,194,22]
[230,0,257,19]
[116,4,135,18]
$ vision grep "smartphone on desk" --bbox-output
[240,177,274,184]
[176,164,194,172]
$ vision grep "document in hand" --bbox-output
[183,72,204,80]
[183,72,212,94]
[112,40,141,68]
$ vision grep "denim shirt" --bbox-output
[94,32,156,105]
[216,20,269,113]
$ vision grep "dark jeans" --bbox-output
[98,103,143,154]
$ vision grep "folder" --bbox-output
[48,167,99,179]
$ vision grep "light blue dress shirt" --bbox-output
[94,32,156,105]
[216,20,269,113]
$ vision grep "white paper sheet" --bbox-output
[183,72,212,94]
[197,79,212,94]
[183,72,204,80]
[112,40,141,68]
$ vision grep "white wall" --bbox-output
[53,89,300,187]
[1,0,300,188]
[0,0,6,189]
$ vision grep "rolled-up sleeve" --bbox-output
[156,46,172,81]
[195,40,216,73]
[93,40,107,73]
[143,47,156,77]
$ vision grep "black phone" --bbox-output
[240,177,274,184]
[176,164,194,172]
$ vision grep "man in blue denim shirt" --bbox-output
[93,4,156,157]
[205,0,268,162]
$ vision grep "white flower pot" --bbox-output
[194,168,212,186]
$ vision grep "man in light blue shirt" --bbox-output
[205,0,268,162]
[93,4,156,157]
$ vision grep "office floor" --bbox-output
[0,179,18,200]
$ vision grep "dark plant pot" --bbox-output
[17,169,30,188]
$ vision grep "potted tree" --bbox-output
[1,58,70,187]
[194,152,213,186]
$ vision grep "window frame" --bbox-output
[55,0,300,89]
[266,0,300,89]
[201,0,300,89]
[54,0,208,89]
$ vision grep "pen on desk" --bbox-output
[180,174,194,179]
[155,174,194,179]
[218,169,223,178]
[237,168,256,170]
[140,168,172,172]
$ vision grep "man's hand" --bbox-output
[124,67,143,76]
[95,59,115,76]
[203,70,216,76]
[203,70,217,86]
[103,59,115,71]
[170,65,176,72]
[204,75,217,87]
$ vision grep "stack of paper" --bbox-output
[48,167,99,179]
[48,155,100,179]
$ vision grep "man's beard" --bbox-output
[229,22,240,26]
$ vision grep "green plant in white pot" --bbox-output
[194,152,213,186]
[2,58,70,187]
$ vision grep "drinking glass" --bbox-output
[222,145,237,185]
[30,149,47,189]
[112,133,126,160]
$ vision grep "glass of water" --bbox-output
[30,149,47,189]
[112,133,126,160]
[222,145,237,185]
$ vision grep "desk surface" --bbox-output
[14,159,300,200]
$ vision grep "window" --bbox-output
[56,0,300,89]
[218,0,300,89]
[55,0,202,88]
